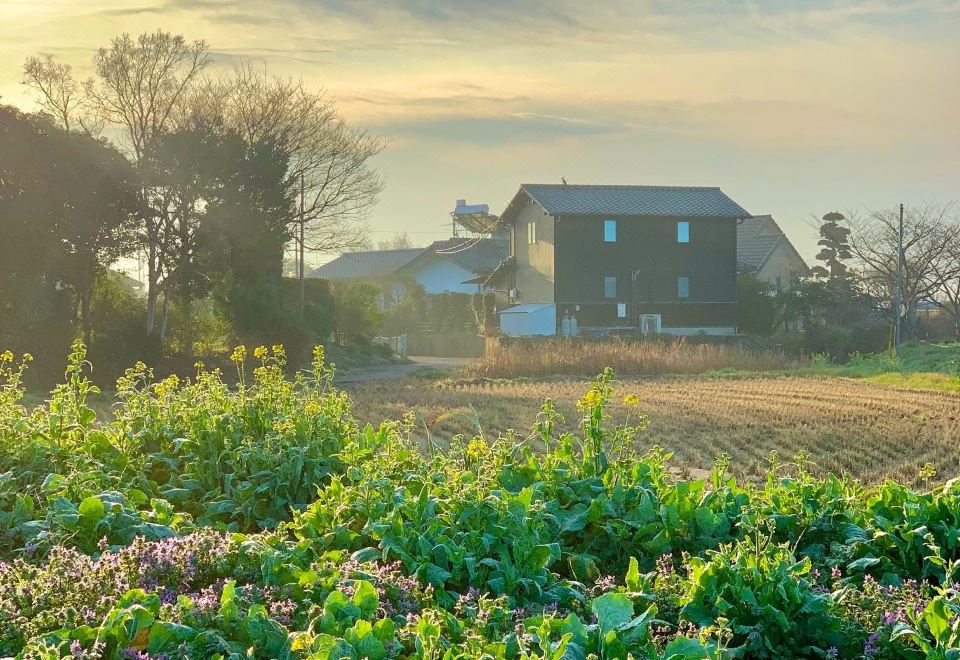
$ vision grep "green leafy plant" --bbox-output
[3,348,960,658]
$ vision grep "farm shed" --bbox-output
[498,303,557,336]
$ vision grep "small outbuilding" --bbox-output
[498,303,558,336]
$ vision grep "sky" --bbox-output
[1,0,958,261]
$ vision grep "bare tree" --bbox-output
[930,228,960,339]
[848,203,959,341]
[83,30,211,338]
[22,55,97,133]
[377,232,414,251]
[207,64,384,253]
[23,40,383,341]
[192,63,384,319]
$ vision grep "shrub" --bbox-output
[679,540,845,657]
[2,348,958,658]
[330,281,385,345]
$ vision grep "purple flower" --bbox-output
[594,575,616,593]
[656,554,673,579]
[883,608,906,626]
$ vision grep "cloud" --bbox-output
[372,112,625,145]
[296,0,583,29]
[88,4,165,18]
[1,0,956,260]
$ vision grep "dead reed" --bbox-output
[466,337,798,379]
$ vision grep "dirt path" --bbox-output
[335,356,475,384]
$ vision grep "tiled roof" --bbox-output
[518,183,750,218]
[737,215,807,273]
[309,248,424,280]
[430,238,509,274]
[395,238,508,278]
[737,235,783,272]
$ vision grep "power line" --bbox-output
[435,213,503,255]
[365,229,450,234]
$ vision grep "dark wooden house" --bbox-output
[489,184,750,335]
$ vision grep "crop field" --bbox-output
[346,374,960,486]
[3,345,960,658]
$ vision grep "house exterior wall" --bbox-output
[756,244,808,292]
[410,258,481,295]
[750,216,782,237]
[553,214,738,329]
[510,198,555,303]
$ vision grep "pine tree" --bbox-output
[810,212,852,280]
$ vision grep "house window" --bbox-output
[677,276,689,299]
[604,219,617,242]
[527,220,537,245]
[617,303,628,318]
[604,276,617,299]
[677,220,690,243]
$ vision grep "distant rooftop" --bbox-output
[309,238,509,282]
[737,215,807,273]
[516,183,750,218]
[411,238,509,275]
[309,248,424,280]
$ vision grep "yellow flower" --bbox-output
[230,346,247,363]
[22,353,33,363]
[253,346,268,360]
[577,390,602,409]
[466,437,487,460]
[0,350,12,363]
[154,375,179,396]
[918,463,937,480]
[304,401,322,417]
[623,394,640,407]
[312,345,325,364]
[272,419,295,434]
[271,345,285,358]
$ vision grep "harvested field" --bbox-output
[346,374,960,485]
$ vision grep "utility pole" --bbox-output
[298,173,305,322]
[894,202,904,351]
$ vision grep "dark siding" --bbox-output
[554,214,737,327]
[570,302,737,327]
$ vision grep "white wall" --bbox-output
[411,259,481,294]
[500,304,557,336]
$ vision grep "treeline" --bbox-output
[1,31,383,384]
[738,208,960,358]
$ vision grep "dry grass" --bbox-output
[345,374,960,486]
[469,337,800,379]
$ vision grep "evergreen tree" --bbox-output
[810,212,853,280]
